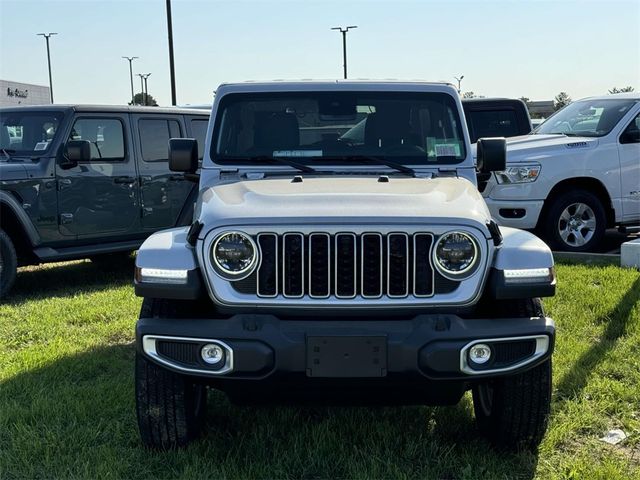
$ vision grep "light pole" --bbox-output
[136,73,151,105]
[142,73,151,106]
[136,74,144,105]
[454,75,464,94]
[37,33,57,103]
[166,0,177,105]
[122,56,139,105]
[331,25,357,79]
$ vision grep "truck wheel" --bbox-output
[472,298,551,450]
[0,229,18,298]
[543,190,606,252]
[136,299,208,450]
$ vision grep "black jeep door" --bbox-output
[57,114,140,237]
[134,114,191,229]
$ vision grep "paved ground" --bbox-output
[598,229,639,254]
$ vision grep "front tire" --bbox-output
[0,229,18,298]
[472,359,552,451]
[135,300,207,449]
[472,298,551,450]
[543,190,606,252]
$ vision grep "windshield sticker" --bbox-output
[426,137,437,161]
[273,150,323,158]
[34,142,49,151]
[435,143,460,157]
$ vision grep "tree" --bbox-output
[519,96,530,106]
[129,92,158,106]
[553,92,571,111]
[608,86,635,94]
[462,91,476,99]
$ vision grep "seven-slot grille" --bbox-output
[254,232,436,299]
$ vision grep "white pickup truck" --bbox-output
[483,93,640,252]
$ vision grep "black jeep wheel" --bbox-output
[0,229,18,298]
[135,300,207,449]
[471,298,552,450]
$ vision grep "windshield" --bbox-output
[536,98,636,137]
[211,91,466,166]
[0,111,64,157]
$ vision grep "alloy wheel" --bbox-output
[558,202,597,248]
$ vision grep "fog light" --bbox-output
[469,343,492,364]
[201,343,225,365]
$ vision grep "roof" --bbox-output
[578,92,640,101]
[215,80,459,95]
[0,104,210,114]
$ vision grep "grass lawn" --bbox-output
[1,260,639,479]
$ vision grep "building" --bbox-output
[527,100,555,119]
[1,79,51,107]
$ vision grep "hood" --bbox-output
[505,134,598,162]
[197,176,492,230]
[0,162,28,181]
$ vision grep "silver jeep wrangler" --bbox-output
[134,81,556,450]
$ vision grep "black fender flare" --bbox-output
[175,182,199,227]
[0,190,41,246]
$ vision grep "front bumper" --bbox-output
[485,198,544,229]
[136,313,555,385]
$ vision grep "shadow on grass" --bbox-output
[0,344,540,479]
[4,258,134,306]
[555,276,640,401]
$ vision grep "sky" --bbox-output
[1,0,638,106]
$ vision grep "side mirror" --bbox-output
[476,137,506,173]
[169,138,198,173]
[61,140,91,168]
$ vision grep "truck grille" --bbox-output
[253,232,438,299]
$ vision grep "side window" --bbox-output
[620,113,640,144]
[468,109,520,141]
[190,119,208,159]
[139,119,182,162]
[68,118,125,161]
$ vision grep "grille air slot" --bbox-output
[387,233,409,297]
[156,341,199,366]
[361,233,383,298]
[335,233,357,298]
[257,234,278,297]
[413,234,434,296]
[283,233,304,298]
[309,233,330,298]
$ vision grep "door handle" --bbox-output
[114,176,136,185]
[169,174,185,181]
[58,178,72,191]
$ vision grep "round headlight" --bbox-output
[433,231,479,279]
[211,231,259,280]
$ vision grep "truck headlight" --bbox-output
[495,164,541,184]
[211,231,259,280]
[433,232,479,279]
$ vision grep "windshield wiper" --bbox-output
[324,155,416,176]
[221,155,317,174]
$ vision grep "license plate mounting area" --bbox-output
[306,336,387,378]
